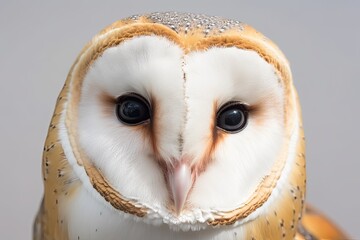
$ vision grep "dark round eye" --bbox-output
[216,102,248,133]
[115,94,151,125]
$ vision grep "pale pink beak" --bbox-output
[168,162,193,215]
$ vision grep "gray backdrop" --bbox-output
[0,1,358,239]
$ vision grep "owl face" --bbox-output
[74,34,286,226]
[58,13,305,231]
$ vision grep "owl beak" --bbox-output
[168,162,193,215]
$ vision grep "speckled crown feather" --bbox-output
[128,12,244,35]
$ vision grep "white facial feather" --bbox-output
[67,187,246,240]
[74,36,286,227]
[183,47,284,210]
[78,36,185,209]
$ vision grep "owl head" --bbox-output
[53,12,305,234]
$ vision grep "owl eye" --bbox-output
[216,102,248,133]
[115,94,151,125]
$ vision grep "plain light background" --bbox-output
[0,1,359,239]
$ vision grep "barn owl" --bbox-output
[34,12,347,240]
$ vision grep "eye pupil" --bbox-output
[116,94,150,125]
[121,101,143,119]
[217,103,248,133]
[224,109,244,127]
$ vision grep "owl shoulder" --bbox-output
[296,205,349,240]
